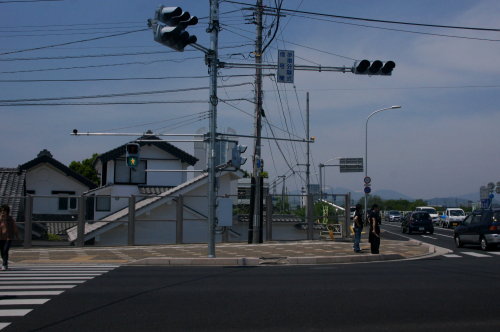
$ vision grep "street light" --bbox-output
[364,105,402,218]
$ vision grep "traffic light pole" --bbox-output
[207,0,220,257]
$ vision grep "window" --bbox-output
[471,213,483,224]
[115,159,147,184]
[58,197,77,211]
[96,196,111,212]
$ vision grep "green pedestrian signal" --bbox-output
[125,143,140,169]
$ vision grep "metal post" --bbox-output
[23,195,33,249]
[176,195,183,244]
[76,196,85,247]
[307,194,314,240]
[207,0,219,257]
[251,0,264,244]
[345,192,351,239]
[266,194,273,241]
[128,195,135,246]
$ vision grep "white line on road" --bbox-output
[0,285,75,290]
[487,251,500,255]
[0,291,64,296]
[0,280,85,285]
[0,277,94,280]
[0,309,32,317]
[0,299,50,306]
[443,254,462,258]
[461,252,491,258]
[421,235,438,240]
[0,322,10,330]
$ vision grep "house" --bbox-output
[18,149,97,236]
[67,135,243,245]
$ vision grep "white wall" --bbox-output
[26,164,89,214]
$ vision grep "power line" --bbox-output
[0,83,253,103]
[225,0,500,32]
[0,28,149,56]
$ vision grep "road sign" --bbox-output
[364,176,371,184]
[277,50,294,83]
[364,186,371,194]
[339,158,363,173]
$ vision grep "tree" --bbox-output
[69,153,100,185]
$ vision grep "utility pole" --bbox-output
[250,0,264,244]
[207,0,219,257]
[306,92,313,240]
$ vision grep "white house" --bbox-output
[67,135,243,245]
[19,149,97,216]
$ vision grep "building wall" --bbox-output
[26,164,89,214]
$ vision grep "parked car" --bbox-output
[440,208,466,228]
[386,210,402,222]
[401,211,434,234]
[454,208,500,251]
[415,206,440,224]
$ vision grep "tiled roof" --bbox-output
[19,150,97,189]
[138,186,175,195]
[96,134,198,166]
[0,167,26,221]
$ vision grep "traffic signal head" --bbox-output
[231,144,247,169]
[125,143,140,169]
[152,5,198,52]
[353,60,395,76]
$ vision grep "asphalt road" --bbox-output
[6,245,500,332]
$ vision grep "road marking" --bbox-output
[443,254,462,258]
[487,252,500,255]
[461,252,491,258]
[0,309,32,317]
[0,323,9,330]
[0,285,76,290]
[422,235,438,240]
[0,280,85,285]
[0,299,50,306]
[0,291,64,296]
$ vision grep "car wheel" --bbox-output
[455,235,463,248]
[480,237,490,251]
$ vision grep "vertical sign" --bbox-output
[277,50,294,83]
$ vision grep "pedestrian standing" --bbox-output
[368,204,381,254]
[353,204,364,253]
[0,205,19,270]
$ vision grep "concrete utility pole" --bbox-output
[306,92,313,240]
[207,0,220,257]
[250,0,264,244]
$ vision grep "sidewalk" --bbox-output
[10,237,450,266]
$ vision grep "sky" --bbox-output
[1,0,499,200]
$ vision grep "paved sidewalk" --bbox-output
[10,237,450,266]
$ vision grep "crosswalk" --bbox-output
[0,264,119,330]
[444,251,500,259]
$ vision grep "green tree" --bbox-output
[69,153,100,185]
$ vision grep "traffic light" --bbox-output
[231,144,247,169]
[125,143,140,169]
[353,60,395,76]
[151,6,198,52]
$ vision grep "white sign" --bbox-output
[277,50,294,83]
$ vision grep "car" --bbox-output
[415,206,440,224]
[401,211,434,234]
[454,208,500,251]
[386,210,402,222]
[440,208,466,228]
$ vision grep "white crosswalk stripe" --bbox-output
[443,251,500,258]
[0,264,118,331]
[461,252,492,258]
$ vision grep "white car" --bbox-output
[440,208,466,228]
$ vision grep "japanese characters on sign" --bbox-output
[277,50,294,83]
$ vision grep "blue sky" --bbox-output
[1,0,499,200]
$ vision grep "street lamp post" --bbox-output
[364,105,402,218]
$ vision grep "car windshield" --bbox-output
[389,211,400,216]
[450,210,464,216]
[413,213,431,221]
[422,208,436,214]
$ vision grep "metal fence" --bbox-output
[2,193,351,248]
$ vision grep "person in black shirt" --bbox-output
[368,204,381,254]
